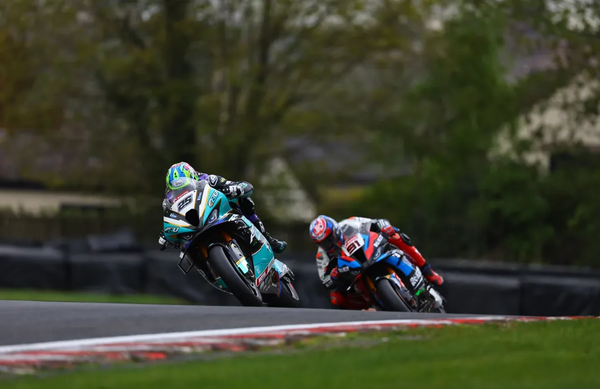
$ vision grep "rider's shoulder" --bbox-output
[205,173,227,186]
[342,216,371,226]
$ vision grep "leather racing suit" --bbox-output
[315,216,443,310]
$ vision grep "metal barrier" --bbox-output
[0,241,599,316]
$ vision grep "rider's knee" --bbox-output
[239,197,256,215]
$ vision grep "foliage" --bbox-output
[345,1,600,267]
[2,0,600,266]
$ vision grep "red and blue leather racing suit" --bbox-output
[315,217,443,310]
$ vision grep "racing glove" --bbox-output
[222,184,243,198]
[330,265,360,286]
[381,225,400,239]
[330,267,340,281]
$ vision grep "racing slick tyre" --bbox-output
[266,279,301,308]
[207,245,263,306]
[375,278,412,312]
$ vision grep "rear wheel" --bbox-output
[207,245,263,306]
[375,278,412,312]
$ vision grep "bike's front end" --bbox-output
[338,223,445,313]
[162,177,300,308]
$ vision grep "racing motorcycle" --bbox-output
[161,177,300,308]
[337,222,446,313]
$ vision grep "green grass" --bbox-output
[4,319,599,389]
[0,289,188,305]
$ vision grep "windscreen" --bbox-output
[166,177,205,206]
[341,224,359,239]
[340,222,366,260]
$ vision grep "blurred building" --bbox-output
[493,73,600,172]
[0,179,121,216]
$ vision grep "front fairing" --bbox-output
[342,231,389,267]
[179,212,243,257]
[163,178,233,246]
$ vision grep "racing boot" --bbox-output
[252,219,287,253]
[421,264,444,287]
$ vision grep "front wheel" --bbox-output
[433,306,446,314]
[207,245,263,307]
[266,279,301,308]
[375,278,412,312]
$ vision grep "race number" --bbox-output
[343,235,363,256]
[176,194,193,212]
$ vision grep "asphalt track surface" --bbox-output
[0,300,498,347]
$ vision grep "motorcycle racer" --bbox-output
[308,215,443,310]
[158,162,287,253]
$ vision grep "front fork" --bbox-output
[195,229,255,292]
[262,258,295,297]
[370,266,418,309]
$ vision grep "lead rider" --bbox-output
[309,215,443,310]
[158,162,287,253]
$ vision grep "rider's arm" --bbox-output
[207,174,254,199]
[370,218,399,234]
[316,248,337,289]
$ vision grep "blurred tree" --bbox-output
[57,0,439,201]
[0,1,67,132]
[0,0,110,189]
[346,0,600,266]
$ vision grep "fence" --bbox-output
[0,212,314,250]
[0,231,598,316]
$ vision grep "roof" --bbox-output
[283,137,412,185]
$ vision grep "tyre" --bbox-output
[267,280,301,308]
[375,278,412,312]
[207,245,263,307]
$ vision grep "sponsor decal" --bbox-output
[410,267,423,287]
[174,190,190,202]
[207,191,219,207]
[374,235,384,247]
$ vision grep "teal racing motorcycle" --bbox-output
[162,177,300,307]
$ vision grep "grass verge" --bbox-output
[0,289,188,305]
[4,318,599,389]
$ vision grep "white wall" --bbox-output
[258,157,317,223]
[0,190,122,215]
[492,73,600,170]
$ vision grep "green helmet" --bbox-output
[165,162,199,189]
